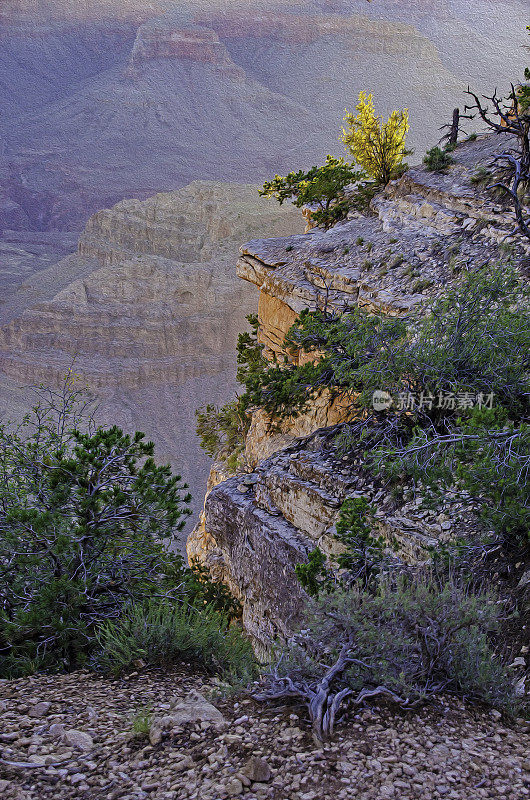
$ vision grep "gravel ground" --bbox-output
[1,669,529,800]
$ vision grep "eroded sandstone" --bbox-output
[189,134,529,643]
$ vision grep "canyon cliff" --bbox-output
[188,134,529,652]
[0,182,304,537]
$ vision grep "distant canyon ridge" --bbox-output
[0,0,527,232]
[0,0,526,539]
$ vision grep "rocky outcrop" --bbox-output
[188,134,528,645]
[237,133,529,360]
[189,430,486,654]
[128,22,244,80]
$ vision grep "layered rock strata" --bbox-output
[0,182,304,536]
[189,430,486,654]
[128,22,245,79]
[188,134,528,645]
[0,183,302,389]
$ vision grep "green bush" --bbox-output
[262,573,517,737]
[295,499,386,598]
[295,547,334,598]
[259,155,373,229]
[334,497,386,581]
[231,265,529,543]
[423,146,455,172]
[130,706,152,739]
[95,599,256,683]
[0,382,240,676]
[372,407,530,542]
[195,401,249,472]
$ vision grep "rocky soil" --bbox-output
[1,669,529,800]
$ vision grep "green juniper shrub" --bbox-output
[295,547,334,598]
[0,385,192,675]
[230,264,528,545]
[259,156,374,229]
[334,498,386,584]
[195,401,249,472]
[372,407,530,543]
[95,600,256,683]
[295,499,387,598]
[423,146,455,172]
[0,382,240,677]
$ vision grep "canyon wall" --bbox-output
[188,134,528,651]
[3,3,526,233]
[0,182,304,539]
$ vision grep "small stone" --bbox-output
[242,756,272,783]
[28,755,47,765]
[28,701,51,718]
[141,782,159,792]
[70,773,87,785]
[0,733,19,743]
[173,755,193,772]
[225,777,244,797]
[241,474,258,486]
[237,484,249,493]
[48,723,66,739]
[508,657,526,668]
[63,729,94,752]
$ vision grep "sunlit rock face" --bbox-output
[0,182,304,538]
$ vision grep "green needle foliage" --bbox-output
[233,264,529,544]
[0,381,217,676]
[423,146,455,172]
[259,156,373,229]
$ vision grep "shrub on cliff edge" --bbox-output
[259,155,371,229]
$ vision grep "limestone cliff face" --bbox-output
[0,182,304,538]
[205,10,438,58]
[128,22,245,80]
[188,134,527,646]
[0,183,303,389]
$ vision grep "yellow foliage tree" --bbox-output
[342,92,410,186]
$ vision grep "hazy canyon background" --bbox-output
[0,0,527,535]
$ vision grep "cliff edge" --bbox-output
[188,134,530,653]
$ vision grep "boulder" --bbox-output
[149,691,226,745]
